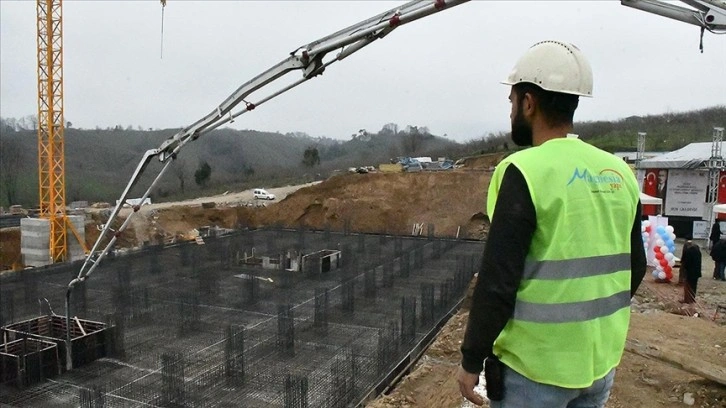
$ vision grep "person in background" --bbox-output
[711,238,726,281]
[678,240,689,286]
[709,222,722,279]
[679,240,701,303]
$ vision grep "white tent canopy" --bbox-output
[640,192,662,206]
[713,204,726,214]
[638,142,713,169]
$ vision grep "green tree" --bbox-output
[0,137,23,205]
[302,147,320,167]
[194,161,212,188]
[172,159,187,193]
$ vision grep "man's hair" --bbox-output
[513,82,579,128]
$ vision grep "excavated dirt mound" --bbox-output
[114,170,493,245]
[0,228,21,271]
[251,171,492,238]
[0,167,495,267]
[456,153,509,170]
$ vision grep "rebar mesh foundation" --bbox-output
[1,229,482,407]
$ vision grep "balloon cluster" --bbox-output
[641,221,677,281]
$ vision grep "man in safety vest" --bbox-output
[456,41,647,407]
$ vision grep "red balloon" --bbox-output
[646,226,652,233]
[664,265,672,274]
[653,246,661,254]
[660,258,668,267]
[666,271,673,280]
[655,252,664,260]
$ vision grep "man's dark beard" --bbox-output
[511,105,533,147]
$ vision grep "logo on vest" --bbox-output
[566,168,624,193]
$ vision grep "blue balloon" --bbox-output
[656,226,666,235]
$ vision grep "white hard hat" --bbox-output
[502,40,593,97]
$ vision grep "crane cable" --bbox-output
[160,0,167,59]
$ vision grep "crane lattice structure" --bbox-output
[707,127,725,234]
[37,0,76,262]
[636,132,646,167]
[707,127,724,203]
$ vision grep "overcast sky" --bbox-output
[1,1,724,142]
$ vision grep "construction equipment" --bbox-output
[36,0,87,263]
[36,0,68,262]
[71,0,468,298]
[60,0,726,370]
[622,0,726,32]
[622,0,726,50]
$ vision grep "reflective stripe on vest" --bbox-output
[523,253,631,281]
[514,290,631,323]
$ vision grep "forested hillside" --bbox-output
[0,123,459,207]
[1,105,723,208]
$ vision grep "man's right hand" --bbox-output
[456,365,485,406]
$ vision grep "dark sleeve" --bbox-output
[680,247,690,271]
[710,225,720,241]
[630,201,646,297]
[460,165,535,374]
[694,248,702,275]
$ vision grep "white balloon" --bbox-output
[669,232,676,241]
[668,259,675,267]
[660,246,669,254]
[656,239,665,247]
[643,220,651,227]
[658,271,666,280]
[666,225,674,233]
[665,253,675,261]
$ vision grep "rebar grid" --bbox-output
[1,229,482,407]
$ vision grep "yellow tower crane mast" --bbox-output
[36,0,76,262]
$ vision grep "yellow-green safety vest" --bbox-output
[488,137,639,388]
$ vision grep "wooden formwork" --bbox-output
[2,314,112,375]
[0,336,60,388]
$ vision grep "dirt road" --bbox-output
[126,182,322,213]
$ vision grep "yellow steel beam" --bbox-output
[37,0,67,262]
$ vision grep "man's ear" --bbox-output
[522,92,536,118]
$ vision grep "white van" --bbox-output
[253,188,276,200]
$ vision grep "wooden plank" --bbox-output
[74,317,87,336]
[625,340,726,386]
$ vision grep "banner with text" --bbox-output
[664,169,708,217]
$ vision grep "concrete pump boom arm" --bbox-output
[69,0,470,293]
[622,0,726,33]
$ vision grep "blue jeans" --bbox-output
[489,365,616,408]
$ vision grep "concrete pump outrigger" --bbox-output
[63,0,725,370]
